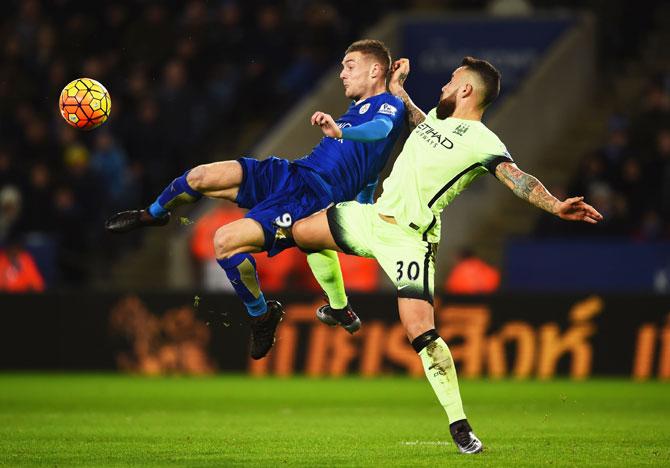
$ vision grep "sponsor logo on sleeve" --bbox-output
[377,103,397,117]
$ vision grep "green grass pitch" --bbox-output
[0,374,668,467]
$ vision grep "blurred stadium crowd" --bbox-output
[0,0,406,289]
[536,76,670,240]
[0,0,668,292]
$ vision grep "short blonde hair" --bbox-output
[345,39,392,77]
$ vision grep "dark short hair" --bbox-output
[461,56,501,109]
[345,39,392,77]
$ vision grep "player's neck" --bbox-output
[450,105,483,121]
[355,83,387,104]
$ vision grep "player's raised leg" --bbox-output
[399,298,483,454]
[105,161,243,233]
[293,213,361,333]
[213,217,284,360]
[307,250,361,334]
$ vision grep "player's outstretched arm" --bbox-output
[311,111,393,142]
[388,58,426,130]
[494,162,604,223]
[312,111,343,138]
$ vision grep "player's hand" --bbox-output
[389,58,410,95]
[311,111,342,139]
[555,196,604,224]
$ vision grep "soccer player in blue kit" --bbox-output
[105,40,406,359]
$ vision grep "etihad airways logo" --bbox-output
[415,122,454,149]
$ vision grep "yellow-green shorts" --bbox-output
[327,201,436,304]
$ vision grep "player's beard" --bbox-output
[436,93,456,119]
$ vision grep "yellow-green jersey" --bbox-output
[375,108,513,243]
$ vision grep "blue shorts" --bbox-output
[236,156,331,256]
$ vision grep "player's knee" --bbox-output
[213,226,235,258]
[400,308,435,342]
[186,165,207,191]
[404,322,432,342]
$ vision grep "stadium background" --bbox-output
[0,0,669,465]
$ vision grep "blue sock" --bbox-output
[148,170,203,218]
[217,253,267,317]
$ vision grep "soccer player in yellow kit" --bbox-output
[292,56,603,454]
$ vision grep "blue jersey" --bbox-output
[294,92,406,203]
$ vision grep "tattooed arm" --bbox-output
[388,58,426,130]
[495,162,604,223]
[495,162,559,213]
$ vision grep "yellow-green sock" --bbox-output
[415,332,467,423]
[306,250,348,309]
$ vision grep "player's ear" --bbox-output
[461,83,474,99]
[369,62,381,79]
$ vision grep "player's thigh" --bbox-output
[187,161,243,198]
[292,210,340,252]
[213,217,265,258]
[243,180,332,256]
[325,201,376,257]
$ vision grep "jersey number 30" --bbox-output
[396,261,420,281]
